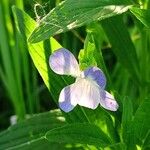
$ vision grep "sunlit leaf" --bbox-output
[28,0,132,43]
[78,34,97,70]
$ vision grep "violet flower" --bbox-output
[49,48,118,112]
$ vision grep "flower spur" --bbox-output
[49,48,119,112]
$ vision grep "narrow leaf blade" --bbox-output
[101,15,140,83]
[121,97,133,144]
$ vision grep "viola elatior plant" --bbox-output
[49,48,118,112]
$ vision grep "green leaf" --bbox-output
[28,0,132,43]
[132,99,150,144]
[46,123,112,148]
[101,15,140,84]
[121,97,133,144]
[130,7,150,28]
[78,34,97,70]
[12,6,62,95]
[0,110,66,150]
[126,99,150,149]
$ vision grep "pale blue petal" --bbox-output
[83,67,106,89]
[100,91,119,111]
[59,84,78,112]
[49,48,80,77]
[75,78,100,109]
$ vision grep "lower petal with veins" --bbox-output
[75,78,100,109]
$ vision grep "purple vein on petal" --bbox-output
[74,78,100,109]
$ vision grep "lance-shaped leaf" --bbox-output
[101,15,140,84]
[0,110,66,150]
[46,123,112,148]
[121,97,133,145]
[28,0,132,43]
